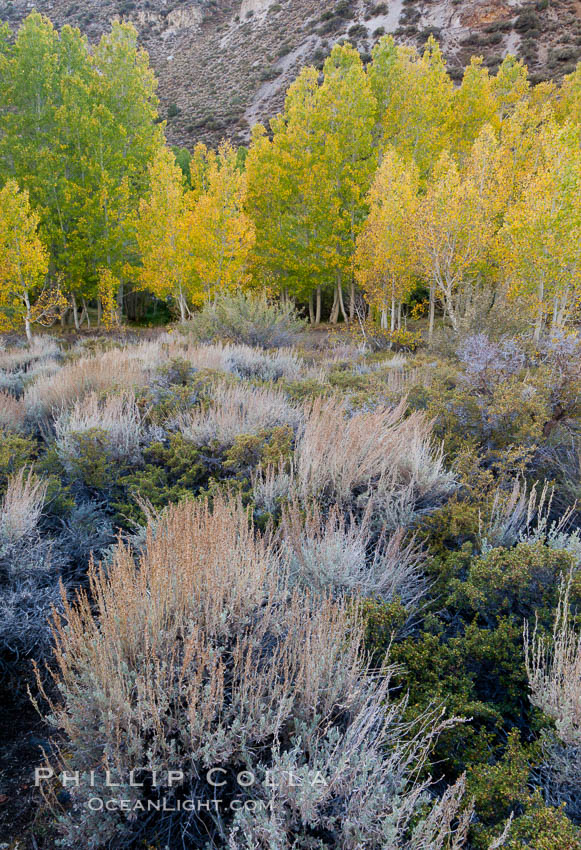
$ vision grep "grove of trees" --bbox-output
[2,13,581,340]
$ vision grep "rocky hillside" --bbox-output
[1,0,580,148]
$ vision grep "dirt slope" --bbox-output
[1,0,580,147]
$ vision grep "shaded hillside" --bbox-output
[1,0,580,146]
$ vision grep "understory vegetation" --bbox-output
[0,294,579,848]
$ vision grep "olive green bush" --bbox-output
[183,293,305,349]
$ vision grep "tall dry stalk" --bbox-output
[525,575,581,746]
[0,468,47,542]
[0,391,26,432]
[295,396,453,519]
[23,346,157,420]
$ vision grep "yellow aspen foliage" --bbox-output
[189,142,210,200]
[136,147,198,321]
[447,58,499,162]
[415,152,494,334]
[97,268,120,329]
[500,124,581,340]
[247,45,375,321]
[354,148,419,330]
[188,141,255,302]
[371,35,453,180]
[246,68,335,305]
[557,62,581,125]
[492,55,530,120]
[0,179,62,342]
[494,98,557,212]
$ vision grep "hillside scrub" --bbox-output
[0,325,578,846]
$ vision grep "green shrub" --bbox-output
[224,425,293,474]
[184,293,305,349]
[62,428,134,492]
[0,431,37,494]
[457,543,579,625]
[466,729,531,844]
[390,617,532,774]
[358,596,413,663]
[500,792,581,849]
[114,434,206,524]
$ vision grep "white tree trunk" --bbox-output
[23,292,33,344]
[178,290,187,323]
[71,292,80,331]
[534,280,545,342]
[329,282,340,324]
[428,283,435,344]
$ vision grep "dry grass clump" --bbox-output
[23,347,156,421]
[0,468,47,543]
[116,339,168,374]
[295,397,454,524]
[0,391,26,432]
[168,340,303,381]
[281,499,426,606]
[175,381,302,447]
[54,392,143,468]
[525,577,581,746]
[0,336,60,373]
[35,495,469,849]
[252,460,295,515]
[176,341,232,372]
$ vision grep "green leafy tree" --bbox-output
[0,179,64,341]
[369,35,453,180]
[247,44,376,323]
[0,14,163,326]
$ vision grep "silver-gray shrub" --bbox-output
[456,333,526,392]
[0,469,61,685]
[175,381,302,448]
[281,499,426,609]
[54,391,144,470]
[225,344,302,381]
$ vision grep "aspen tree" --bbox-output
[0,180,63,342]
